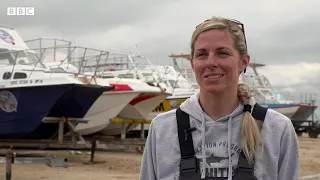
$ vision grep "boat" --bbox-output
[241,63,317,123]
[80,54,172,136]
[239,63,301,118]
[95,54,198,135]
[97,54,197,118]
[0,25,113,139]
[168,53,318,123]
[75,76,167,136]
[100,78,170,136]
[135,62,198,120]
[24,38,171,136]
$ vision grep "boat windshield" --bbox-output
[0,48,46,68]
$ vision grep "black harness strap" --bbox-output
[176,108,200,178]
[176,103,268,179]
[252,103,268,122]
[177,108,195,156]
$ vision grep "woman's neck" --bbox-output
[199,88,240,120]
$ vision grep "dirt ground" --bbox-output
[0,135,319,180]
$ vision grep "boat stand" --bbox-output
[0,117,150,164]
[42,116,88,144]
[0,117,89,149]
[86,118,150,162]
[111,117,151,139]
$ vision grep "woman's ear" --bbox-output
[241,55,250,73]
[190,58,195,71]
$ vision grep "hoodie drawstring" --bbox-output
[227,116,233,180]
[201,112,206,179]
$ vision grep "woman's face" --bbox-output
[191,29,249,94]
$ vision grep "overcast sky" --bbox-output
[1,0,320,116]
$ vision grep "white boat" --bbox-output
[75,53,172,136]
[79,76,169,136]
[78,53,194,136]
[241,63,317,123]
[98,54,197,115]
[97,55,198,135]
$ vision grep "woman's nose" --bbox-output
[206,53,218,68]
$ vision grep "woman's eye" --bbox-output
[217,51,230,57]
[196,53,207,58]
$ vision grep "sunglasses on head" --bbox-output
[228,19,248,73]
[196,18,248,73]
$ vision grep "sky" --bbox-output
[1,0,320,118]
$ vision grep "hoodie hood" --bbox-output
[180,91,252,122]
[179,91,255,179]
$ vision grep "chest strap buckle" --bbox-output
[180,155,199,174]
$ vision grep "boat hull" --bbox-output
[75,91,140,136]
[24,84,112,139]
[118,93,169,119]
[100,92,169,135]
[0,85,71,139]
[133,96,188,131]
[290,104,318,126]
[261,103,300,119]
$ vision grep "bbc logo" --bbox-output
[7,7,35,16]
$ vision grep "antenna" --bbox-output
[132,44,138,56]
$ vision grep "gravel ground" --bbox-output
[0,134,318,180]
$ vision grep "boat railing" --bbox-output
[22,38,196,92]
[33,46,171,91]
[112,62,183,92]
[176,68,199,88]
[23,38,140,77]
[105,53,197,92]
[95,54,196,92]
[149,65,198,91]
[0,46,148,85]
[147,65,198,91]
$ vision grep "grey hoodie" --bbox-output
[140,91,300,180]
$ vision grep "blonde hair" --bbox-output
[238,83,263,164]
[191,17,247,59]
[191,17,263,164]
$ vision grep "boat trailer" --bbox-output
[293,120,320,138]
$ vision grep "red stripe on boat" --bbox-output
[130,95,155,105]
[299,104,318,108]
[272,105,300,109]
[108,84,133,92]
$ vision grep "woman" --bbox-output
[140,17,299,180]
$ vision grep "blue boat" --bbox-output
[28,84,114,139]
[0,25,115,139]
[0,83,113,139]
